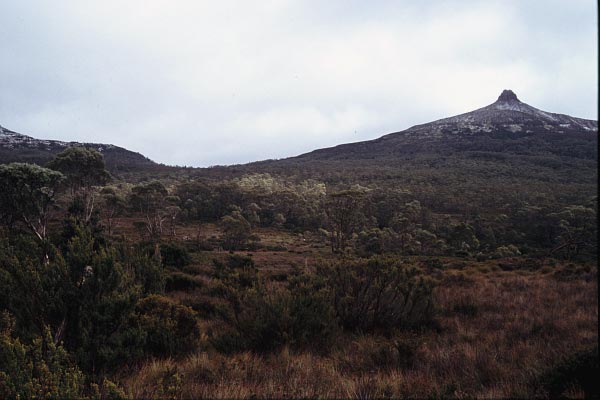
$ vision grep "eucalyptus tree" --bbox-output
[130,181,169,258]
[47,147,110,223]
[0,163,64,245]
[325,190,365,253]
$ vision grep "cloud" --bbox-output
[0,0,597,166]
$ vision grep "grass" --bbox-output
[121,264,598,399]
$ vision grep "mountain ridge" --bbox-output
[288,90,597,163]
[0,124,155,172]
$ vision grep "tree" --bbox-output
[391,200,423,255]
[99,187,126,236]
[47,147,110,223]
[164,195,181,239]
[448,223,480,255]
[325,190,364,253]
[0,163,64,248]
[549,205,597,260]
[130,181,169,258]
[221,211,252,250]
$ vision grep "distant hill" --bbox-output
[229,90,597,183]
[0,125,155,172]
[289,90,597,162]
[162,90,592,217]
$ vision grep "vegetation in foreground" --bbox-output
[0,147,597,399]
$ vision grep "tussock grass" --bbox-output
[123,269,597,398]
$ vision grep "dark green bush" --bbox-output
[535,346,599,398]
[165,271,204,292]
[316,257,436,332]
[136,295,200,357]
[213,282,337,354]
[0,312,86,399]
[212,259,337,354]
[160,242,191,268]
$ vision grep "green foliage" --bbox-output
[47,148,111,224]
[165,271,203,292]
[0,225,148,375]
[46,147,110,191]
[221,211,253,250]
[447,223,480,255]
[136,295,200,357]
[316,258,436,332]
[160,242,191,268]
[211,254,435,353]
[99,186,127,235]
[493,244,521,258]
[130,181,169,243]
[325,190,366,252]
[62,228,147,375]
[0,312,87,399]
[0,163,64,242]
[127,243,165,294]
[549,205,597,260]
[212,255,337,353]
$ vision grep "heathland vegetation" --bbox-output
[0,143,597,398]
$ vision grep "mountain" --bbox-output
[290,90,597,162]
[196,89,596,216]
[0,124,155,172]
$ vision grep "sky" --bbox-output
[0,0,597,167]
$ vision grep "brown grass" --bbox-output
[122,267,597,399]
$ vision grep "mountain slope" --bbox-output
[0,124,155,172]
[291,90,597,162]
[197,89,596,217]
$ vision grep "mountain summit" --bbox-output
[285,90,597,163]
[403,90,598,136]
[497,89,519,102]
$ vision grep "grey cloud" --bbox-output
[0,0,597,166]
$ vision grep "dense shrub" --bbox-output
[213,282,337,354]
[336,334,421,373]
[127,245,165,294]
[316,258,436,332]
[0,312,87,399]
[136,295,200,357]
[536,346,599,398]
[221,211,252,250]
[160,242,191,268]
[0,227,149,375]
[212,256,337,353]
[165,271,204,292]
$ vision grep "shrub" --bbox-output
[212,259,337,354]
[336,334,421,373]
[127,245,165,294]
[214,279,337,354]
[165,272,204,292]
[316,257,436,332]
[136,295,200,357]
[160,243,191,269]
[0,312,87,399]
[221,212,252,250]
[451,296,479,317]
[535,346,599,398]
[493,244,521,258]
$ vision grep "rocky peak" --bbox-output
[496,89,519,103]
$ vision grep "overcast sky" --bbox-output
[1,0,597,166]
